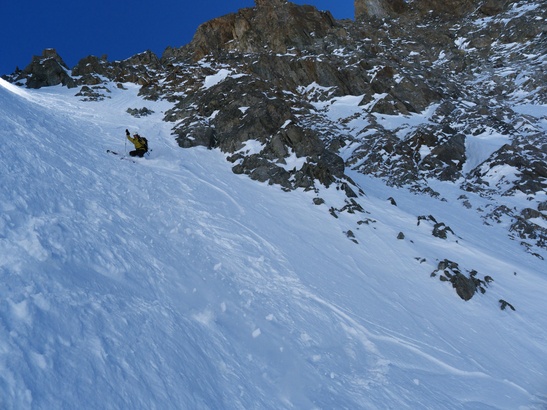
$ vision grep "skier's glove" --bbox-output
[126,129,130,136]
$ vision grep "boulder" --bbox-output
[432,260,491,301]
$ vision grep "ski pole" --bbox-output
[124,129,128,155]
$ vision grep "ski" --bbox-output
[107,149,135,163]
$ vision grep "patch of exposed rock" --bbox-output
[431,259,496,303]
[171,0,337,60]
[165,71,350,193]
[12,49,76,89]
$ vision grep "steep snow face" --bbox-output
[1,79,546,409]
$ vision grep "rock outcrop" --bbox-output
[354,0,513,19]
[431,260,496,302]
[71,51,162,86]
[178,0,337,60]
[15,49,76,89]
[157,0,359,193]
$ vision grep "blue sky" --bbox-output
[1,1,353,76]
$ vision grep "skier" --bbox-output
[126,129,148,157]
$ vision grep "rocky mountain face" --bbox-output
[6,0,547,268]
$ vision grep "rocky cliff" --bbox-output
[6,0,547,262]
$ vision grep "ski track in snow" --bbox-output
[1,78,546,409]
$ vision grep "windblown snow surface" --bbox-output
[0,77,546,409]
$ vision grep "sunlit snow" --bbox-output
[1,78,546,410]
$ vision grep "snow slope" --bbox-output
[1,78,546,409]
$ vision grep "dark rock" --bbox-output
[72,51,162,89]
[72,55,110,78]
[17,49,76,89]
[432,259,493,302]
[432,223,455,239]
[467,143,547,195]
[183,1,337,60]
[499,299,516,311]
[521,208,542,220]
[450,272,476,301]
[167,66,351,192]
[345,230,359,243]
[75,85,111,101]
[417,215,438,226]
[510,216,547,251]
[127,107,155,117]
